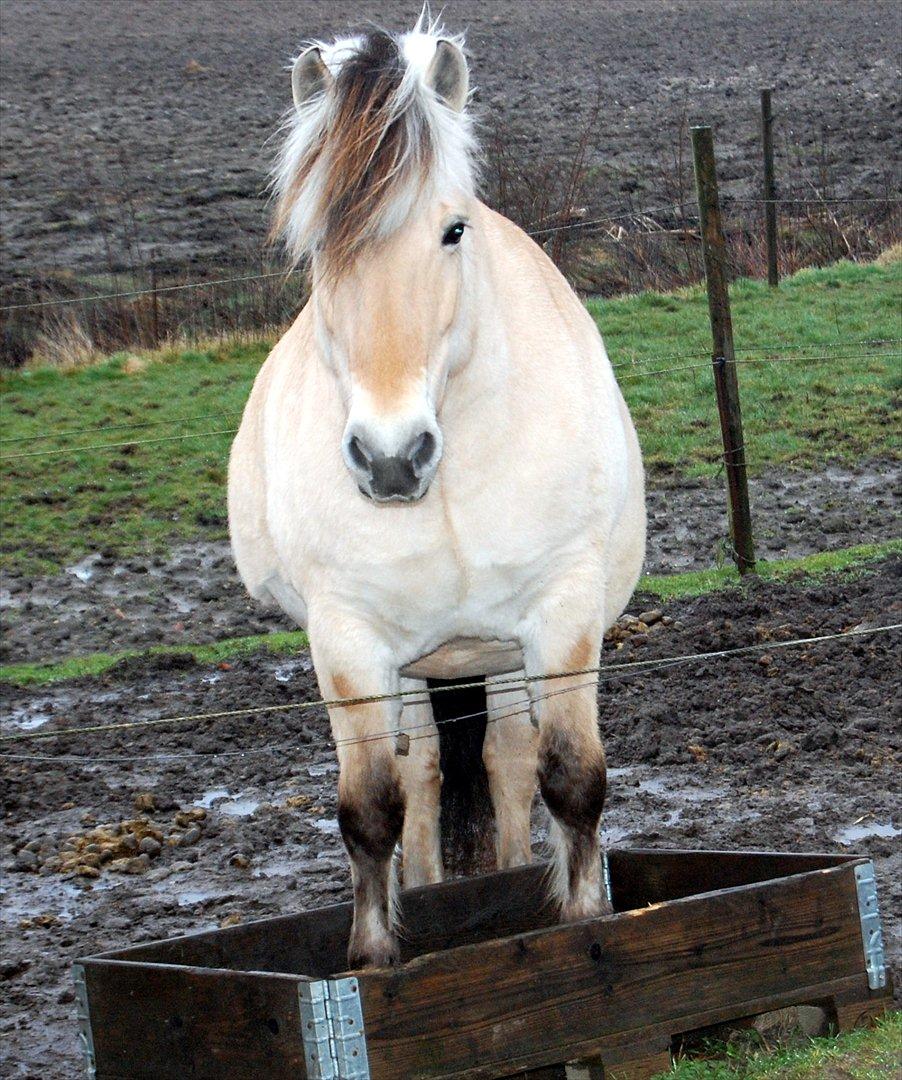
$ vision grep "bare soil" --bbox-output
[1,0,899,280]
[2,459,898,665]
[1,560,900,1078]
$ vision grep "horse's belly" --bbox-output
[399,637,523,679]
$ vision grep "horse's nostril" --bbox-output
[410,431,436,473]
[348,435,372,474]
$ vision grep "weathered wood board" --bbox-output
[74,849,892,1079]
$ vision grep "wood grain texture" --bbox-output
[99,851,854,975]
[357,865,865,1078]
[77,851,888,1080]
[82,961,307,1080]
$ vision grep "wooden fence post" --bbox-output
[150,264,161,348]
[691,125,756,575]
[760,88,779,286]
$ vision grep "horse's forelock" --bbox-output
[272,27,473,277]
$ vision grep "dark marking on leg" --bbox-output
[538,728,607,895]
[338,756,405,968]
[338,756,405,862]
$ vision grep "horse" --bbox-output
[228,17,646,969]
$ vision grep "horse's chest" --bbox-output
[344,507,560,629]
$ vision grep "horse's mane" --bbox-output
[271,19,477,277]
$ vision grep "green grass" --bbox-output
[1,259,899,573]
[2,542,896,687]
[589,259,901,476]
[0,629,308,688]
[1,340,269,574]
[657,1012,900,1079]
[636,539,902,601]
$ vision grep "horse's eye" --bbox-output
[442,222,466,246]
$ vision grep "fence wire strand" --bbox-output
[1,622,897,751]
[0,411,241,446]
[3,343,895,464]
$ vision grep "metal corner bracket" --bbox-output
[299,976,369,1079]
[72,963,97,1079]
[602,850,613,908]
[853,860,887,990]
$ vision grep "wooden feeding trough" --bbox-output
[73,849,891,1079]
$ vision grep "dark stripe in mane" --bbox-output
[273,31,434,277]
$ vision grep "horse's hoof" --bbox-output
[560,893,611,923]
[347,937,401,970]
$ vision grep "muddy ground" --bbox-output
[2,459,899,665]
[1,559,900,1078]
[1,0,899,280]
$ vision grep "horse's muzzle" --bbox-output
[346,429,439,503]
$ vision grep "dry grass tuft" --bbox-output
[873,241,902,266]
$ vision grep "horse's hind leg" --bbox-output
[523,597,610,922]
[483,672,538,869]
[310,611,405,968]
[397,677,443,888]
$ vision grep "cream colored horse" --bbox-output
[228,20,646,968]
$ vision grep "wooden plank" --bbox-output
[98,862,555,973]
[568,972,886,1080]
[98,851,853,976]
[607,849,854,910]
[356,864,865,1079]
[81,960,307,1080]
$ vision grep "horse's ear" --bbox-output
[291,46,332,109]
[426,39,468,112]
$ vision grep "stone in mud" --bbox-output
[180,827,202,846]
[119,833,139,854]
[138,836,162,857]
[108,854,150,875]
[14,848,38,871]
[133,792,156,812]
[751,1005,830,1041]
[639,609,663,625]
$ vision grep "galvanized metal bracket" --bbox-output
[299,976,369,1078]
[854,861,887,990]
[602,851,613,908]
[72,963,97,1079]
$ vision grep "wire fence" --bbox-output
[2,194,899,318]
[1,624,898,764]
[1,336,897,464]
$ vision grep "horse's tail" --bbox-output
[427,676,495,878]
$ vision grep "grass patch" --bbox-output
[637,540,902,601]
[0,629,307,688]
[1,339,269,574]
[589,259,901,477]
[658,1011,900,1079]
[2,260,899,573]
[2,544,896,687]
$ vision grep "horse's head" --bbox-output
[272,21,476,503]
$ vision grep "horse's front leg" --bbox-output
[310,612,405,968]
[524,600,610,922]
